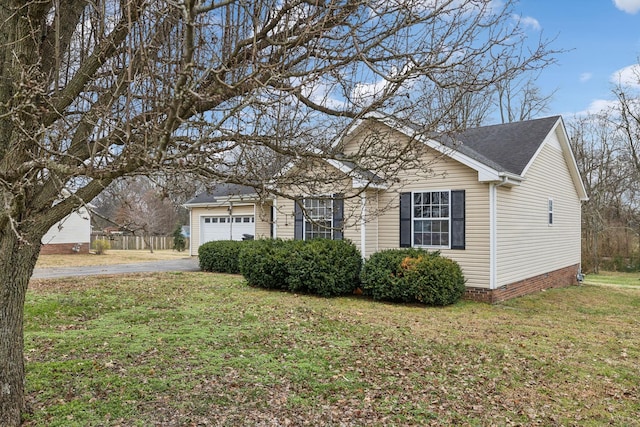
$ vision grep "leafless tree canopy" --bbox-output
[0,0,558,423]
[1,0,557,234]
[568,88,640,273]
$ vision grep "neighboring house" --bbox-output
[185,114,588,302]
[41,206,92,255]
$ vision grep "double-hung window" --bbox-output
[400,190,465,249]
[294,194,344,240]
[303,198,333,240]
[413,191,450,247]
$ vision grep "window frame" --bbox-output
[548,198,554,226]
[411,190,452,249]
[294,194,344,241]
[302,197,334,240]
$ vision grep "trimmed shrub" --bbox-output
[360,248,436,302]
[238,239,292,290]
[403,256,466,306]
[238,239,362,297]
[286,239,361,297]
[361,248,465,306]
[198,240,245,274]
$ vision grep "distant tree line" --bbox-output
[567,69,640,272]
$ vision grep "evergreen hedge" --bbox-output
[198,240,246,274]
[285,239,361,297]
[238,239,292,290]
[238,239,361,297]
[200,238,464,305]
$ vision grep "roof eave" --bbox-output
[183,193,268,208]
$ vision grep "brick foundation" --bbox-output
[464,263,581,304]
[40,243,90,255]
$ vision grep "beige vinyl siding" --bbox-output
[496,139,582,287]
[275,197,296,240]
[375,136,491,289]
[364,189,381,257]
[253,202,273,239]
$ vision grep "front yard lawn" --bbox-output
[24,273,640,426]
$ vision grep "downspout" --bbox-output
[489,183,497,290]
[490,176,511,290]
[360,193,367,259]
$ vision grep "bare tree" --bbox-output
[92,175,190,234]
[614,68,640,176]
[94,176,182,252]
[0,0,557,422]
[495,73,556,123]
[568,112,640,273]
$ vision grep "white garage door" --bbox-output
[201,216,255,243]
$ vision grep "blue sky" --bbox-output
[514,0,640,117]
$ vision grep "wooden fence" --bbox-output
[91,235,189,251]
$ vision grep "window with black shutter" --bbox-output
[294,195,344,240]
[399,190,465,249]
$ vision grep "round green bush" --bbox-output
[361,248,465,306]
[286,239,361,297]
[198,240,246,274]
[238,239,292,290]
[360,248,436,302]
[404,256,466,306]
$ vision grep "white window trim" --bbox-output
[411,190,452,249]
[302,197,334,241]
[548,198,554,226]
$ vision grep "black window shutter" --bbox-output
[451,190,465,250]
[332,194,344,240]
[294,198,303,240]
[399,192,411,248]
[270,204,275,238]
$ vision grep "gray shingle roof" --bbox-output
[185,183,258,205]
[449,116,560,175]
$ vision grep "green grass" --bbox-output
[583,271,640,287]
[24,273,640,426]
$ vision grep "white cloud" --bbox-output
[579,72,593,83]
[517,15,541,31]
[352,79,388,105]
[610,64,640,87]
[586,99,619,114]
[613,0,640,14]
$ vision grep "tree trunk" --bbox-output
[0,231,41,426]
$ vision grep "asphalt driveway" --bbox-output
[31,257,200,279]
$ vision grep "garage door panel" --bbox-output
[201,216,254,243]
